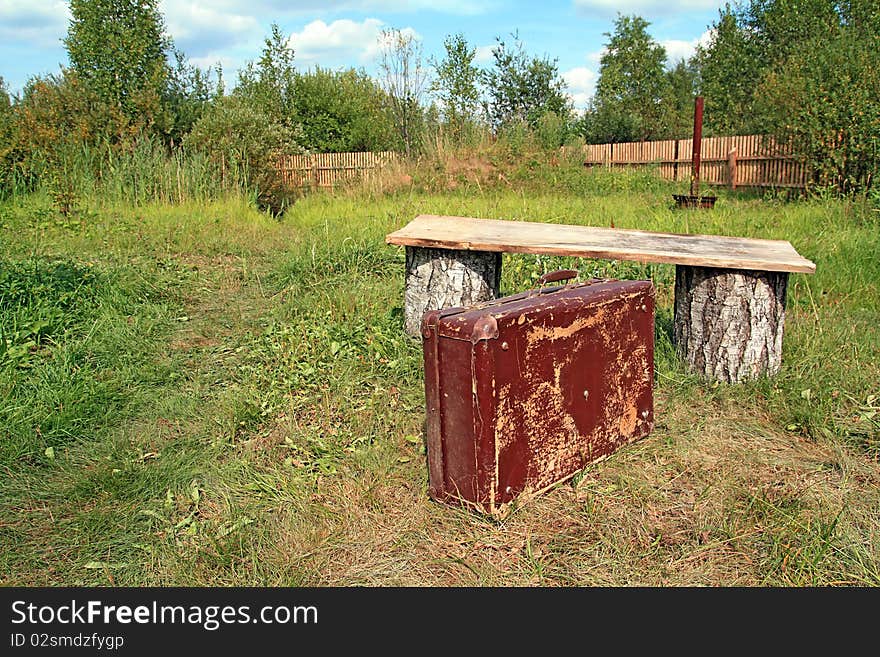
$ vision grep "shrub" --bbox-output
[534,111,570,151]
[2,71,132,197]
[758,32,880,193]
[293,67,397,153]
[183,96,302,213]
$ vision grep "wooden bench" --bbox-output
[385,214,816,383]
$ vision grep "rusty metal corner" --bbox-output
[421,309,443,339]
[470,315,499,343]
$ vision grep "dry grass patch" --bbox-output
[233,388,880,587]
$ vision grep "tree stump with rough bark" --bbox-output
[403,246,501,337]
[673,265,788,383]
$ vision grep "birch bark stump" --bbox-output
[673,265,788,383]
[403,246,501,337]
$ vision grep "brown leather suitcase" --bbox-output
[421,271,655,517]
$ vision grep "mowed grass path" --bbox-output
[1,180,878,586]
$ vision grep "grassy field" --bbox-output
[1,167,878,586]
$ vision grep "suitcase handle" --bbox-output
[537,269,579,286]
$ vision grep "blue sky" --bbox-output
[0,1,727,110]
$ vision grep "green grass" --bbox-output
[0,166,877,586]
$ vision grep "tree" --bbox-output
[236,23,297,123]
[431,33,482,142]
[184,95,302,213]
[589,15,671,142]
[694,1,875,135]
[0,78,16,193]
[164,48,223,147]
[744,0,843,64]
[757,30,880,192]
[0,78,12,145]
[692,7,762,134]
[482,33,569,132]
[692,0,880,191]
[665,59,700,139]
[64,0,171,130]
[377,28,429,156]
[14,72,129,161]
[293,67,397,152]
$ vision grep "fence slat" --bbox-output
[580,134,806,189]
[273,151,397,189]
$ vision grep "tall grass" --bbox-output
[96,139,252,206]
[2,137,253,207]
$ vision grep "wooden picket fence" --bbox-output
[275,151,397,189]
[582,135,809,189]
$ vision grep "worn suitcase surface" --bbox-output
[421,272,655,517]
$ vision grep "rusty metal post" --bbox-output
[728,147,737,190]
[691,96,704,197]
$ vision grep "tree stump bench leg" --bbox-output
[673,265,788,383]
[403,246,501,337]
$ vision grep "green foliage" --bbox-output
[377,28,429,156]
[293,67,396,153]
[183,95,302,212]
[235,23,297,123]
[164,49,223,147]
[483,34,571,132]
[587,15,672,143]
[64,0,171,130]
[0,78,16,194]
[665,59,700,139]
[758,31,880,192]
[744,0,843,62]
[696,1,880,136]
[534,111,570,150]
[695,0,880,191]
[3,8,228,198]
[6,71,130,194]
[431,33,483,143]
[183,96,300,168]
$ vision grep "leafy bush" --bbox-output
[183,95,302,213]
[0,78,14,194]
[293,67,397,153]
[534,111,570,150]
[758,32,880,193]
[3,72,131,196]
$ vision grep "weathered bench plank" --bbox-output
[386,214,816,274]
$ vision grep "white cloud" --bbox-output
[661,29,712,64]
[0,0,69,47]
[289,18,421,64]
[161,1,262,56]
[251,0,494,16]
[188,54,238,73]
[474,45,495,64]
[661,39,698,64]
[587,48,606,65]
[562,66,597,109]
[289,18,383,62]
